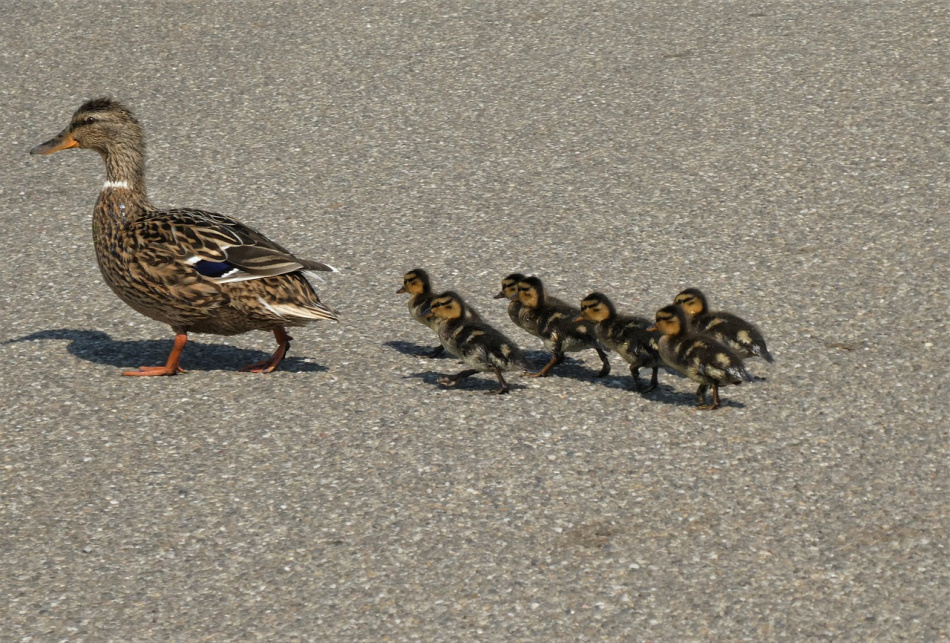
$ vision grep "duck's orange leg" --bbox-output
[242,327,293,373]
[124,333,188,376]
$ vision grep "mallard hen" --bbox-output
[30,98,338,376]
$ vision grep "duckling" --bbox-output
[649,305,753,410]
[576,292,662,392]
[29,98,337,375]
[425,292,529,394]
[673,288,774,363]
[494,272,575,339]
[514,276,610,378]
[396,268,444,357]
[493,273,527,329]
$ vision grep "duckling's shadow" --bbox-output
[4,329,328,373]
[383,340,452,359]
[405,370,528,394]
[591,370,747,409]
[521,350,617,381]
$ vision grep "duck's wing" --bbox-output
[137,208,336,284]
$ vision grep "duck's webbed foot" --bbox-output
[123,333,187,377]
[242,328,292,373]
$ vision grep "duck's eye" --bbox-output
[83,116,97,125]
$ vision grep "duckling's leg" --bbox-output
[627,364,645,392]
[594,346,611,378]
[644,366,659,393]
[694,384,709,408]
[439,369,479,387]
[489,366,511,395]
[123,333,188,376]
[695,383,721,410]
[241,327,293,373]
[527,347,564,377]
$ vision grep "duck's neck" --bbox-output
[96,143,151,223]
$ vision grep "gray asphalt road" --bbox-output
[2,1,948,640]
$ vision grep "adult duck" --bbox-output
[30,98,338,375]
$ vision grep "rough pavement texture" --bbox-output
[1,1,948,640]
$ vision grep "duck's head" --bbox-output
[673,288,708,318]
[648,304,686,336]
[397,268,431,296]
[494,273,526,300]
[515,276,544,308]
[576,292,615,323]
[31,97,143,157]
[425,291,466,322]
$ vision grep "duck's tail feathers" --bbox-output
[259,298,340,323]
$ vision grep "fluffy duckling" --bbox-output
[425,292,529,394]
[673,288,774,363]
[493,273,527,329]
[397,269,483,357]
[30,98,337,375]
[649,305,753,410]
[577,292,662,392]
[515,276,610,378]
[397,268,446,357]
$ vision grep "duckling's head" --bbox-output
[31,98,143,158]
[515,276,544,308]
[494,273,526,300]
[397,268,431,296]
[578,292,616,323]
[673,288,708,318]
[649,305,686,336]
[426,291,466,321]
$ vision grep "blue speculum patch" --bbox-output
[192,260,234,278]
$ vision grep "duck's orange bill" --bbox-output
[30,132,79,155]
[646,325,657,332]
[573,314,584,323]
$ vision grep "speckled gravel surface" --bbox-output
[2,1,948,641]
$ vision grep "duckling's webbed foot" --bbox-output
[643,366,659,393]
[628,365,644,392]
[439,369,479,387]
[527,350,563,378]
[594,346,611,377]
[632,365,658,393]
[241,327,292,373]
[694,384,721,410]
[487,367,511,395]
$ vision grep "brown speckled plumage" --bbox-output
[31,98,338,375]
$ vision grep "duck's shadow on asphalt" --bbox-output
[4,329,328,373]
